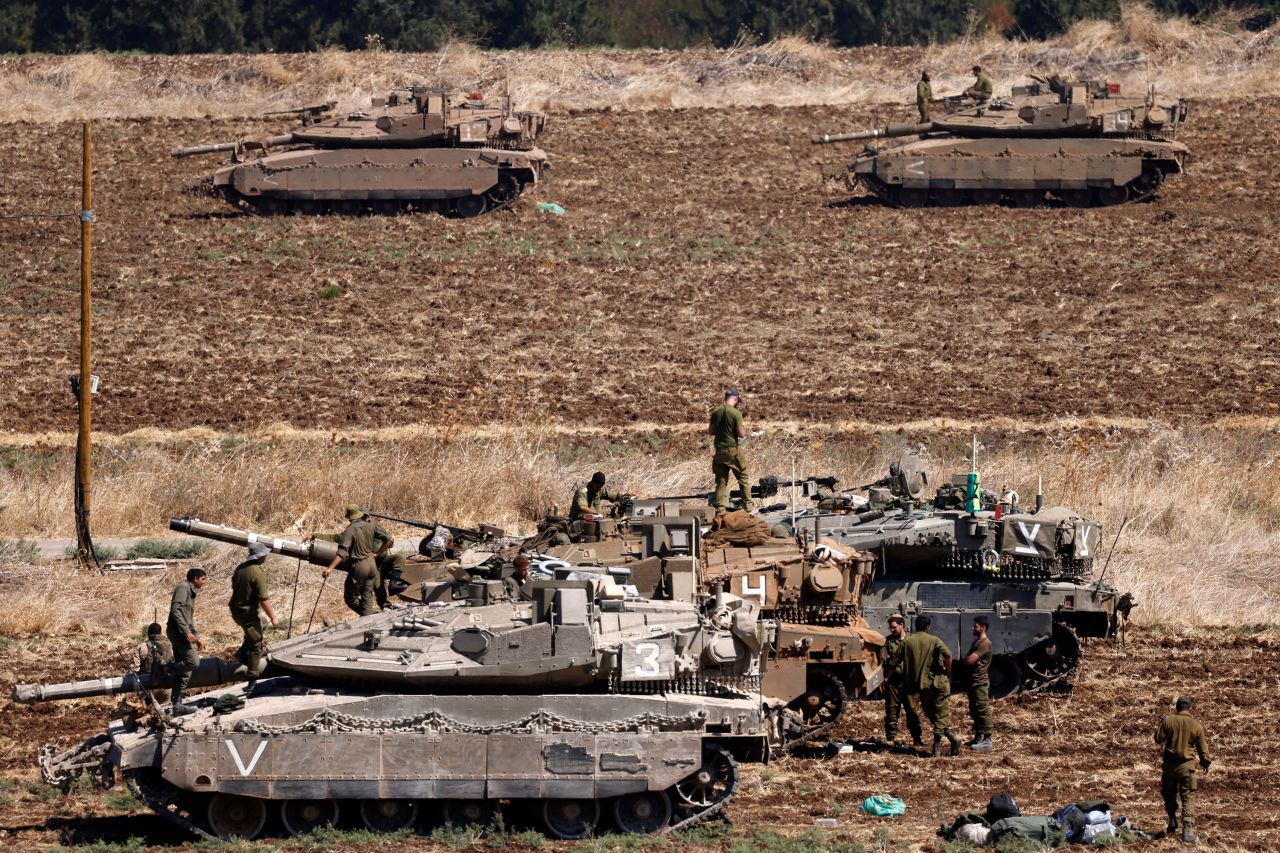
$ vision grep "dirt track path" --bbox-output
[0,100,1276,433]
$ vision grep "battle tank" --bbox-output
[813,76,1189,207]
[761,453,1133,699]
[172,88,548,217]
[19,518,807,841]
[524,501,885,741]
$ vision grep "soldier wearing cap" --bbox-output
[882,613,923,746]
[321,506,393,616]
[568,472,624,524]
[1156,696,1212,843]
[123,622,173,710]
[229,542,279,684]
[709,389,753,515]
[917,70,933,122]
[965,65,993,102]
[901,613,961,757]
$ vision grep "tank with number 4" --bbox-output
[171,87,548,218]
[17,518,809,841]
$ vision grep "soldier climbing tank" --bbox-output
[172,88,548,217]
[18,518,808,841]
[813,75,1189,207]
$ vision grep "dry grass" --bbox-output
[0,3,1276,123]
[0,421,1276,631]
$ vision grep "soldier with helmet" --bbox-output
[124,622,173,710]
[318,506,393,616]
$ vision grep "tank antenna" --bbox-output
[1036,475,1044,513]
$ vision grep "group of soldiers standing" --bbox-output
[916,64,993,122]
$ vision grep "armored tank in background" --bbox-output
[767,454,1132,699]
[813,76,1189,207]
[19,519,806,841]
[172,88,548,217]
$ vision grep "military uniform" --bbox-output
[568,484,622,522]
[336,519,393,616]
[127,635,173,705]
[165,580,200,705]
[883,632,923,743]
[709,403,752,513]
[917,79,933,122]
[901,630,954,744]
[318,531,403,609]
[966,73,993,102]
[965,633,994,742]
[229,558,270,677]
[1156,711,1211,834]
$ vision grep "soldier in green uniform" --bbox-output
[320,506,393,616]
[917,70,933,122]
[901,614,960,756]
[965,65,993,102]
[229,542,279,685]
[122,622,173,711]
[708,389,753,515]
[962,615,994,750]
[882,613,924,746]
[566,472,625,540]
[166,567,207,717]
[1156,696,1211,843]
[311,530,403,609]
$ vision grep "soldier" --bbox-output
[965,65,993,102]
[124,622,173,709]
[229,542,279,686]
[901,613,960,756]
[568,471,624,523]
[1156,696,1211,843]
[708,389,753,515]
[166,567,207,717]
[320,506,394,617]
[917,69,933,122]
[962,616,994,750]
[882,613,924,747]
[313,529,403,608]
[504,554,533,600]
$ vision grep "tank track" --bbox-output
[1018,623,1081,696]
[785,667,847,747]
[937,549,1092,581]
[773,603,857,625]
[126,768,213,839]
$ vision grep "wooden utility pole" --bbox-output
[74,121,95,568]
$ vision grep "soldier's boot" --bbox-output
[1180,824,1196,844]
[1165,814,1178,835]
[971,735,994,751]
[946,731,962,756]
[931,736,942,758]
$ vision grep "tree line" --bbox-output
[1,0,1273,55]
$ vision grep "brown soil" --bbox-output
[0,630,1276,851]
[0,99,1276,434]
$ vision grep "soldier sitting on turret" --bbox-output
[965,65,993,103]
[117,622,174,718]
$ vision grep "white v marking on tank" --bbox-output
[225,739,268,776]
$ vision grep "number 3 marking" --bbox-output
[633,642,661,676]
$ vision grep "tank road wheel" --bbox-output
[1061,188,1093,208]
[1012,190,1043,209]
[1097,185,1128,206]
[972,188,1002,205]
[485,173,523,208]
[207,793,267,840]
[1021,624,1081,688]
[360,798,418,833]
[674,745,738,810]
[454,195,487,218]
[443,798,495,828]
[934,189,966,207]
[898,187,928,208]
[332,199,363,216]
[988,655,1024,700]
[613,790,672,835]
[790,667,847,737]
[372,199,402,216]
[280,798,338,836]
[542,798,601,840]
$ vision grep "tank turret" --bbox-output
[814,76,1190,207]
[172,87,549,217]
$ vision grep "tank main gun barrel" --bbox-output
[13,657,243,704]
[170,133,296,158]
[811,122,933,144]
[168,517,338,566]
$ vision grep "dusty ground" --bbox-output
[0,629,1275,851]
[0,97,1276,434]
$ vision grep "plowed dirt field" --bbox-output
[0,99,1276,433]
[1,631,1275,850]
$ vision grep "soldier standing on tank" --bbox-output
[166,567,207,717]
[311,529,402,609]
[962,616,994,750]
[917,70,933,122]
[965,65,993,102]
[901,613,960,757]
[1156,696,1211,843]
[709,389,753,515]
[229,542,279,686]
[320,506,393,617]
[882,613,924,747]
